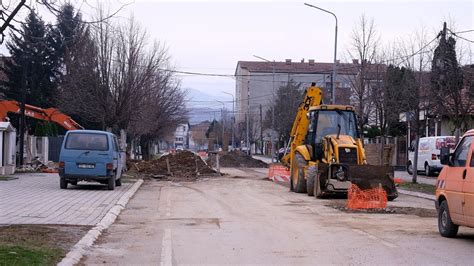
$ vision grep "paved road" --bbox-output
[0,173,132,225]
[83,168,474,265]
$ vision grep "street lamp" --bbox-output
[221,91,235,150]
[253,55,276,162]
[216,100,225,150]
[304,3,338,104]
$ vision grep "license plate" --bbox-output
[78,163,95,169]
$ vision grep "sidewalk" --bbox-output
[394,171,437,186]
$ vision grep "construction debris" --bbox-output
[133,151,216,181]
[207,150,268,168]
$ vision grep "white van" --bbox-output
[407,136,455,176]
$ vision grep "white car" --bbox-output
[407,136,456,176]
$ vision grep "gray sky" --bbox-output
[1,0,473,102]
[123,0,473,99]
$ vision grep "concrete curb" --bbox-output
[397,188,436,201]
[58,179,144,266]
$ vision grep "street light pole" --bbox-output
[221,91,235,150]
[253,55,276,162]
[304,3,338,104]
[216,100,225,150]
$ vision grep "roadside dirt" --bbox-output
[0,224,91,264]
[207,150,268,168]
[324,200,437,217]
[131,151,216,181]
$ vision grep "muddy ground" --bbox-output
[129,151,216,181]
[0,224,91,264]
[207,150,268,168]
[324,200,437,217]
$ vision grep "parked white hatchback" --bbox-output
[407,136,455,176]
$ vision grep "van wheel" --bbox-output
[107,175,116,190]
[115,177,122,187]
[425,164,433,176]
[438,200,458,237]
[60,178,67,189]
[407,161,413,175]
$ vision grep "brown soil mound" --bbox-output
[207,150,268,168]
[132,151,216,181]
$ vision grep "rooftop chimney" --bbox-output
[308,59,315,65]
[285,59,292,65]
[352,59,359,64]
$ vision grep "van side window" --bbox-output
[452,136,473,167]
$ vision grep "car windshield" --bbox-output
[65,133,108,151]
[315,110,358,143]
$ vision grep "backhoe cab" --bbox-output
[282,85,398,200]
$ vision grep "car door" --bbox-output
[463,142,474,225]
[112,136,123,178]
[445,136,473,222]
[418,139,429,171]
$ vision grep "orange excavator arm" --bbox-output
[0,100,83,130]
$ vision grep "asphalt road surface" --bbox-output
[83,168,474,265]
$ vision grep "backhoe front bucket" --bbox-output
[346,165,398,201]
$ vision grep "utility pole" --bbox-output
[19,55,27,167]
[222,91,235,149]
[247,83,251,155]
[253,55,276,161]
[259,104,263,155]
[304,3,338,104]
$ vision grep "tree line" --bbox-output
[0,4,187,159]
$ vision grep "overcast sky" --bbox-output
[1,0,473,101]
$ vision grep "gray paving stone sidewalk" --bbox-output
[0,173,132,225]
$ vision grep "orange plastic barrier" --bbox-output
[268,165,290,178]
[394,178,403,184]
[347,184,387,209]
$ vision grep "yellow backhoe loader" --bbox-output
[281,84,398,200]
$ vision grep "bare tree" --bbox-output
[345,14,380,134]
[0,0,128,44]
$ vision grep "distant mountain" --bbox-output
[185,88,233,124]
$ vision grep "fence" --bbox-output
[364,136,407,168]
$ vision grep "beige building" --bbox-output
[234,59,360,124]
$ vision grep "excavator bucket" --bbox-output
[346,165,398,201]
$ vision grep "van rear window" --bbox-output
[65,133,108,151]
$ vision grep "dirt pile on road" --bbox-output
[207,150,268,168]
[133,151,216,181]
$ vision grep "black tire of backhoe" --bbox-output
[306,166,317,196]
[384,185,398,201]
[293,153,307,193]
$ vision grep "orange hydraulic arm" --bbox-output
[0,100,83,130]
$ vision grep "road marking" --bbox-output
[161,229,173,266]
[352,228,397,248]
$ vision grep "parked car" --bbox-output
[407,136,456,176]
[58,130,124,190]
[436,130,474,237]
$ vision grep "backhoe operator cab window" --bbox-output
[313,110,358,143]
[306,109,358,161]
